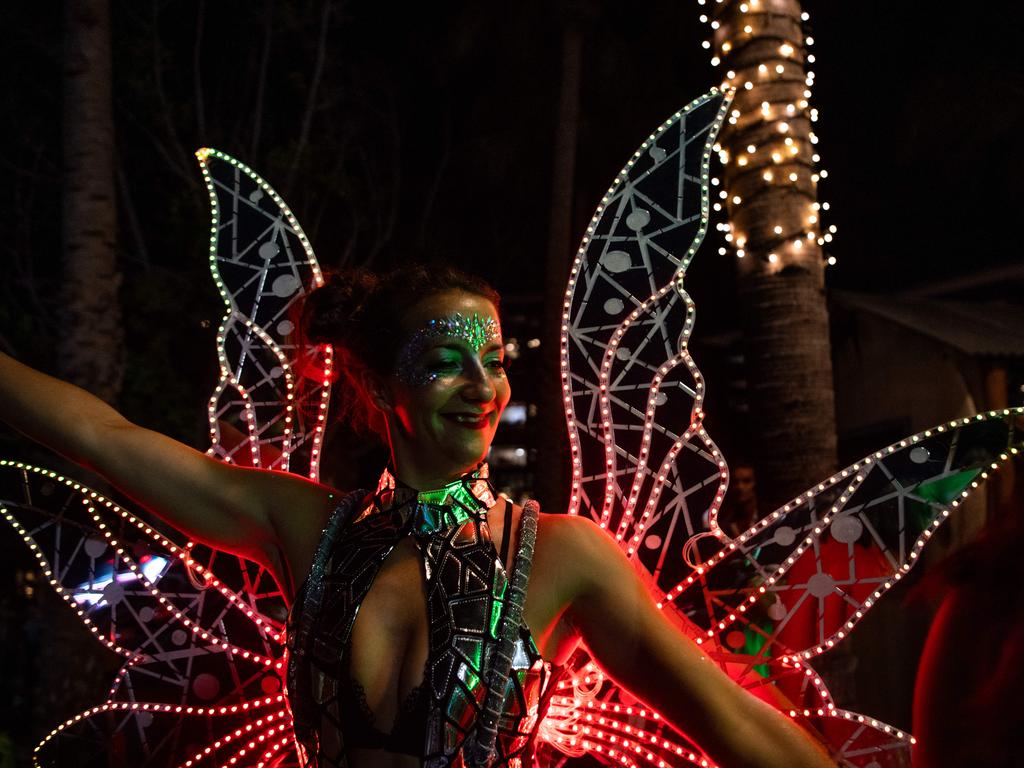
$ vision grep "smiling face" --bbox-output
[373,290,510,487]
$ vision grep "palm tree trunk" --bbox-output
[57,0,122,404]
[711,0,837,510]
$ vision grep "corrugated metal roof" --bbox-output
[834,292,1024,357]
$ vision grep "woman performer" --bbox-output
[0,264,834,768]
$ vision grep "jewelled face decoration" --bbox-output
[395,312,502,387]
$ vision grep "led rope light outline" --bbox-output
[668,408,1022,650]
[560,89,734,552]
[608,285,710,549]
[648,408,1020,757]
[32,695,289,765]
[547,655,915,763]
[253,734,292,768]
[565,699,711,768]
[552,87,909,764]
[0,462,291,764]
[555,146,1019,763]
[0,462,286,702]
[3,150,334,766]
[178,706,290,768]
[0,502,137,660]
[87,499,280,668]
[67,462,285,642]
[592,96,726,532]
[196,148,333,481]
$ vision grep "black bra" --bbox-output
[337,499,518,756]
[338,643,430,754]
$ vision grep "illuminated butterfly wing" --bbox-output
[0,460,295,767]
[197,147,333,481]
[0,151,336,766]
[548,80,1024,768]
[663,407,1023,766]
[544,88,737,767]
[548,384,1021,763]
[560,88,732,587]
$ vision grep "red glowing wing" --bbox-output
[197,148,333,480]
[537,658,711,768]
[541,675,909,768]
[537,650,912,768]
[659,408,1022,765]
[33,695,298,768]
[560,89,736,596]
[0,460,295,767]
[670,409,1022,658]
[552,86,1021,768]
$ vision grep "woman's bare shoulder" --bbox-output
[536,510,610,544]
[533,510,618,579]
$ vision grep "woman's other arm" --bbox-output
[911,585,984,768]
[0,351,332,574]
[547,514,835,768]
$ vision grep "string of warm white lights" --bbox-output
[696,0,837,269]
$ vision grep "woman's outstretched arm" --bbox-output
[547,514,835,768]
[0,351,332,578]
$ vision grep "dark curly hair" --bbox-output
[299,264,501,436]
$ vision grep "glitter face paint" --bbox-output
[395,312,503,387]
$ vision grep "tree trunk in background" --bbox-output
[536,9,583,513]
[31,0,123,744]
[712,0,837,511]
[57,0,123,404]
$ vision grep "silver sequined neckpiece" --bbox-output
[365,463,499,533]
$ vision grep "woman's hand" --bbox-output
[0,351,333,595]
[545,513,835,768]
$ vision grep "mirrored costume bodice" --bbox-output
[286,470,562,767]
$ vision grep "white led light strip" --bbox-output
[671,408,1022,651]
[196,148,333,481]
[560,89,733,567]
[32,695,288,764]
[87,500,279,666]
[0,460,292,766]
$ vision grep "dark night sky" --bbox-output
[3,1,1021,355]
[807,2,1023,294]
[264,0,1024,322]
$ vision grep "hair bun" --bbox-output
[295,262,501,436]
[302,268,380,346]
